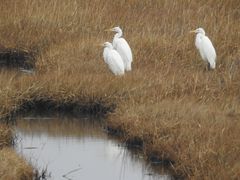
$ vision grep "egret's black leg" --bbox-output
[207,62,211,71]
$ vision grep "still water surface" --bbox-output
[15,115,171,180]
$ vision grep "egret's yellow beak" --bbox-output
[190,30,196,33]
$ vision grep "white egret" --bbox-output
[190,28,217,69]
[102,42,125,76]
[106,26,133,71]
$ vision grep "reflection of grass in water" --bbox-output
[0,0,239,179]
[34,166,51,180]
[118,147,171,180]
[16,115,105,138]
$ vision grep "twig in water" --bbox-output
[62,167,82,180]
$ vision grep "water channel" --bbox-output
[14,114,172,180]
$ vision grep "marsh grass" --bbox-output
[0,148,33,180]
[0,124,12,148]
[0,0,239,179]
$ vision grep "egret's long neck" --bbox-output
[108,45,113,49]
[114,30,123,38]
[196,32,205,39]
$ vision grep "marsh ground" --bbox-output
[0,0,239,179]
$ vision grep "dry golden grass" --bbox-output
[0,0,239,179]
[0,148,33,180]
[0,124,12,148]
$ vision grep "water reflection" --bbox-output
[15,115,171,180]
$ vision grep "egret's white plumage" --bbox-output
[191,28,217,69]
[109,27,133,71]
[102,42,125,76]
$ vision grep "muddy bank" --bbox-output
[0,48,36,70]
[3,99,116,123]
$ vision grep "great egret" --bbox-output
[190,28,217,69]
[102,42,125,76]
[106,26,133,71]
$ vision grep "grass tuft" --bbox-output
[0,148,33,180]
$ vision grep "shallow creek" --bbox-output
[14,115,172,180]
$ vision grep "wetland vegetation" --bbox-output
[0,0,239,179]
